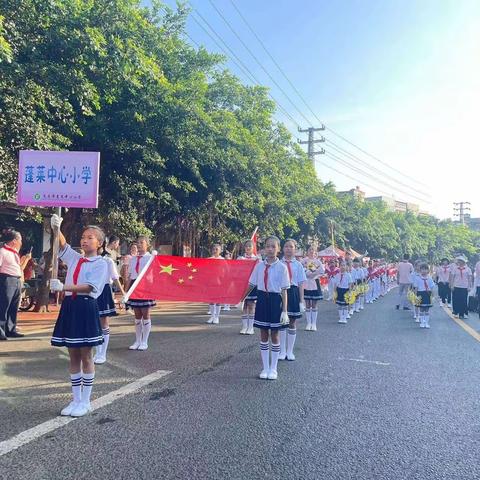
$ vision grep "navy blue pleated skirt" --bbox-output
[418,291,432,308]
[336,287,349,306]
[287,285,302,319]
[97,284,118,317]
[51,296,103,348]
[254,290,284,330]
[304,288,322,300]
[127,298,156,308]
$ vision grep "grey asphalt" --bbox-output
[1,293,480,480]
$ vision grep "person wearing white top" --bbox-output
[449,256,473,319]
[49,215,108,418]
[396,254,414,310]
[279,239,306,361]
[207,244,224,325]
[238,239,261,335]
[94,250,126,365]
[301,246,324,331]
[412,263,436,328]
[126,235,156,351]
[435,258,452,306]
[248,236,289,381]
[475,260,480,317]
[332,262,354,324]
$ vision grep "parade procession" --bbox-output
[1,1,480,479]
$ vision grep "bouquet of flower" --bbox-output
[344,290,357,305]
[407,290,422,306]
[306,261,317,273]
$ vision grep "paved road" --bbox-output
[1,293,480,479]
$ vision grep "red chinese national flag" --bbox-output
[127,255,258,304]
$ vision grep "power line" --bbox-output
[188,9,300,127]
[227,0,428,189]
[325,139,430,200]
[206,0,315,127]
[324,151,428,204]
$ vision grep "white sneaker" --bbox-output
[305,323,312,331]
[137,342,148,351]
[94,354,106,364]
[239,327,247,335]
[311,324,317,331]
[267,370,278,380]
[224,305,231,311]
[425,323,430,329]
[71,402,91,417]
[129,341,141,350]
[278,353,287,361]
[60,401,80,416]
[259,370,269,380]
[346,315,351,319]
[414,317,420,323]
[246,327,255,335]
[286,353,296,361]
[339,319,347,324]
[206,316,214,324]
[212,316,219,325]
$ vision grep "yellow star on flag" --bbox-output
[187,262,193,268]
[160,264,179,275]
[191,268,197,273]
[178,278,185,284]
[188,275,194,280]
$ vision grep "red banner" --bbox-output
[127,255,258,304]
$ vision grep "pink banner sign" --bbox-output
[17,150,100,208]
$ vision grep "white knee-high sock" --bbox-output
[214,304,221,317]
[260,341,269,371]
[279,329,287,356]
[101,327,110,356]
[248,314,255,330]
[81,372,95,404]
[306,308,312,326]
[70,372,82,403]
[311,309,318,328]
[142,318,151,344]
[134,319,142,343]
[286,328,296,356]
[241,314,248,331]
[270,343,280,372]
[338,308,343,321]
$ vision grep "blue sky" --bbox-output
[145,0,480,219]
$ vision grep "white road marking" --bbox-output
[339,357,391,366]
[0,369,171,457]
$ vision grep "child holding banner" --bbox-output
[248,236,290,380]
[207,244,224,325]
[126,236,156,351]
[238,239,260,335]
[49,214,108,417]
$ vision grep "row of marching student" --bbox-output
[44,213,399,415]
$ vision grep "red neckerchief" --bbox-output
[458,266,465,279]
[285,260,292,282]
[2,245,20,265]
[72,258,89,299]
[264,264,271,291]
[135,255,144,274]
[422,277,429,291]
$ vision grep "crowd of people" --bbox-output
[1,215,480,418]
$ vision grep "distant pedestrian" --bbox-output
[435,258,451,306]
[238,240,260,335]
[105,235,120,264]
[449,256,472,319]
[397,254,413,310]
[412,263,435,328]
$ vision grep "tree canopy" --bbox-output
[1,0,478,261]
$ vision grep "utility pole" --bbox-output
[453,202,471,225]
[298,126,325,163]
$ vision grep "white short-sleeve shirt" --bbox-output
[128,252,153,280]
[413,275,435,292]
[249,259,290,293]
[59,245,108,299]
[281,258,307,287]
[333,272,353,289]
[104,256,120,284]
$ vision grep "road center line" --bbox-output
[0,369,171,457]
[441,305,480,343]
[339,357,391,366]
